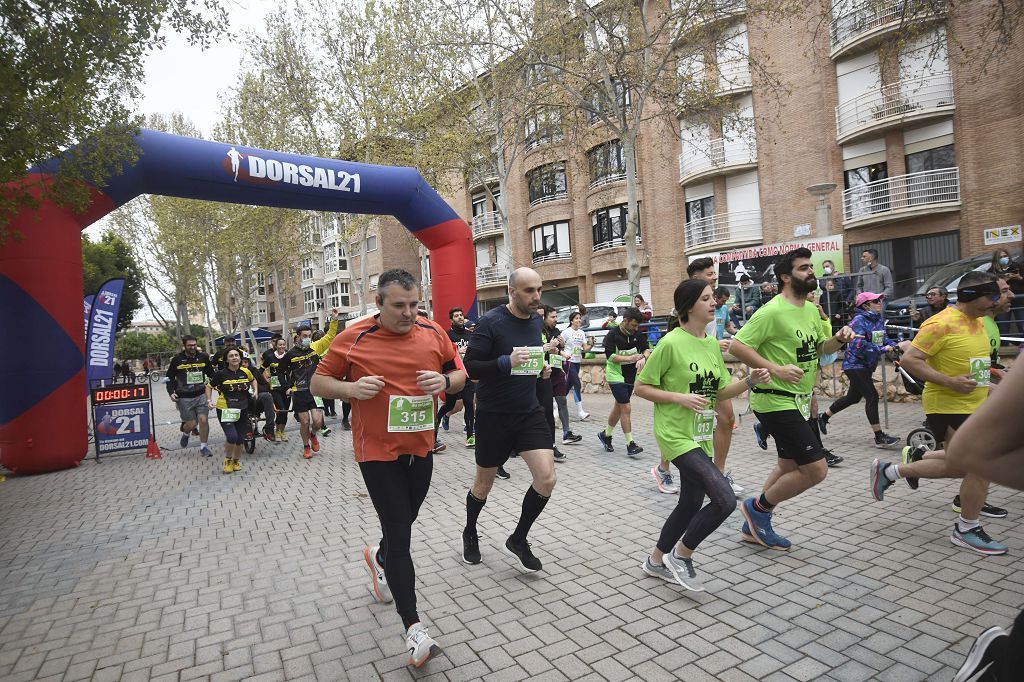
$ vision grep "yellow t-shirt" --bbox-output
[911,307,990,414]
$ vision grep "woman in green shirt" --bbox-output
[635,280,769,591]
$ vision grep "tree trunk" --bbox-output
[358,220,370,314]
[622,133,642,297]
[275,267,290,340]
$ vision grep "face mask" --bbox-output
[823,267,833,275]
[999,257,1009,266]
[300,337,312,348]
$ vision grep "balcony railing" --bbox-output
[717,59,752,93]
[532,251,572,264]
[588,172,629,190]
[593,235,642,253]
[529,191,568,207]
[835,72,954,142]
[684,209,762,251]
[525,132,563,152]
[476,264,510,287]
[678,136,757,185]
[830,0,945,58]
[471,212,504,240]
[842,167,960,225]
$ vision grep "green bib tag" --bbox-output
[550,355,564,370]
[186,370,205,385]
[388,395,435,432]
[270,375,281,389]
[221,408,241,423]
[871,330,884,345]
[970,357,991,388]
[510,347,545,376]
[694,410,716,443]
[571,346,582,362]
[313,396,324,408]
[795,394,812,420]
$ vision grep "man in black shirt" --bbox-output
[597,308,650,458]
[432,307,477,451]
[166,334,214,456]
[462,267,556,573]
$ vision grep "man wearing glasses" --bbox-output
[912,286,949,324]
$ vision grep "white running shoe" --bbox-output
[641,557,675,582]
[578,410,590,421]
[726,470,744,494]
[405,623,442,668]
[363,546,393,603]
[651,466,679,494]
[663,552,705,592]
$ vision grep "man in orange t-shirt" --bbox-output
[312,269,466,669]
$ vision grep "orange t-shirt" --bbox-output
[315,315,458,462]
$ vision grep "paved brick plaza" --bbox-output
[0,390,1021,681]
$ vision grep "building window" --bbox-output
[366,235,378,252]
[905,144,955,173]
[254,273,265,296]
[472,192,487,217]
[369,274,379,290]
[685,196,715,223]
[288,267,296,279]
[338,244,348,272]
[591,203,640,251]
[527,162,567,205]
[340,282,350,307]
[302,257,314,281]
[251,301,268,326]
[844,162,889,218]
[524,107,563,150]
[588,140,627,187]
[327,281,340,309]
[324,244,336,274]
[531,221,572,262]
[587,80,630,123]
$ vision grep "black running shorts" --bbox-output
[474,408,552,469]
[754,409,825,465]
[925,413,969,447]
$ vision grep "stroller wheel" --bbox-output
[906,427,937,452]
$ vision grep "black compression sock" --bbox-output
[465,491,486,534]
[754,493,775,513]
[510,486,550,542]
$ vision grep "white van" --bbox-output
[554,301,636,350]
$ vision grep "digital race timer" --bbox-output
[90,384,151,405]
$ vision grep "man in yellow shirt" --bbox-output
[869,271,1007,555]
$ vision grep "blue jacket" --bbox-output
[843,309,894,371]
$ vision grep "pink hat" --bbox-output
[855,292,884,307]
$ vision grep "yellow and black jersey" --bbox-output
[209,367,254,410]
[166,351,213,398]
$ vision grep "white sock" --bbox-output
[671,549,688,561]
[884,464,900,482]
[648,555,664,566]
[200,441,207,447]
[957,516,980,532]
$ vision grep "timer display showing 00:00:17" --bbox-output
[93,386,149,403]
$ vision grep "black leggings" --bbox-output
[359,454,433,629]
[435,382,476,435]
[271,389,290,427]
[342,400,351,421]
[656,448,737,554]
[218,409,250,445]
[828,368,879,425]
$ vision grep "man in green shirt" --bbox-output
[729,248,856,550]
[597,308,650,458]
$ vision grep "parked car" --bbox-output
[554,301,641,352]
[885,249,1021,330]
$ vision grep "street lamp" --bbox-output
[806,183,837,238]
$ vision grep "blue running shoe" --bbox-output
[951,524,1008,556]
[740,498,791,550]
[180,432,189,448]
[441,415,449,431]
[870,458,894,501]
[753,422,768,451]
[739,521,791,551]
[199,444,212,457]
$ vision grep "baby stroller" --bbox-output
[889,348,939,451]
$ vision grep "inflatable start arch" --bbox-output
[0,130,476,475]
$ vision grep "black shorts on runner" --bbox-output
[609,382,634,404]
[475,408,551,469]
[754,409,825,465]
[925,413,970,447]
[291,391,318,415]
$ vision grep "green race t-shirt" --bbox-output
[734,295,827,413]
[637,328,728,459]
[983,315,1000,366]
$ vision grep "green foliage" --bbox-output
[115,331,178,360]
[82,232,145,332]
[0,0,227,244]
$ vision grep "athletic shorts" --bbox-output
[754,409,825,466]
[925,413,970,447]
[291,391,319,415]
[609,382,634,404]
[176,393,208,423]
[475,408,551,469]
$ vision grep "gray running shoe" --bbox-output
[663,552,705,591]
[641,557,675,582]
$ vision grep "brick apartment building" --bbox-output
[440,0,1024,316]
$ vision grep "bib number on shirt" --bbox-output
[270,375,281,389]
[388,395,435,432]
[313,396,324,408]
[550,355,564,370]
[694,410,716,443]
[571,346,582,362]
[510,347,545,376]
[221,408,241,423]
[186,370,205,385]
[970,357,991,388]
[871,330,884,345]
[795,393,812,420]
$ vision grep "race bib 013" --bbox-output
[388,395,435,432]
[694,410,716,443]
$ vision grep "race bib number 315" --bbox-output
[388,395,435,432]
